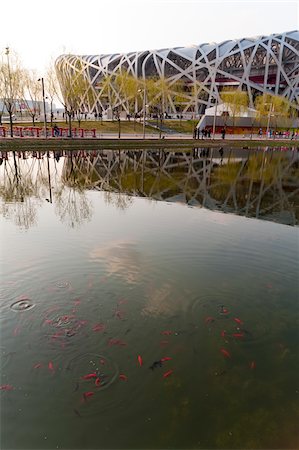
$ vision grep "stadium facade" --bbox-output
[55,31,299,116]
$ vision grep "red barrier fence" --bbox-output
[0,126,97,138]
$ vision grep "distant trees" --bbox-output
[20,70,42,126]
[220,88,249,126]
[255,93,292,131]
[56,56,90,135]
[0,48,23,136]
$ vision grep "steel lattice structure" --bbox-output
[55,31,299,115]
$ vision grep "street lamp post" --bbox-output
[212,95,218,139]
[138,87,147,139]
[266,102,273,138]
[38,77,47,139]
[5,47,14,137]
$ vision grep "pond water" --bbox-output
[0,147,298,449]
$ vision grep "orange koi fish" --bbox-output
[0,385,13,391]
[83,391,94,400]
[205,317,215,324]
[163,370,173,378]
[233,318,243,325]
[119,374,128,381]
[33,363,43,369]
[114,309,125,320]
[138,355,143,366]
[108,339,127,347]
[92,323,106,332]
[48,361,54,371]
[13,326,21,336]
[249,360,256,369]
[95,377,101,386]
[232,333,244,338]
[81,373,97,380]
[117,299,128,306]
[160,357,172,362]
[220,348,231,359]
[43,319,53,325]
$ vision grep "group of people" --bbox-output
[193,127,212,139]
[193,127,226,139]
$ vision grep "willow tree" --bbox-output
[0,49,23,137]
[114,71,142,116]
[255,93,291,132]
[220,89,249,127]
[56,57,90,136]
[46,63,59,126]
[97,73,120,118]
[145,77,186,134]
[21,70,42,126]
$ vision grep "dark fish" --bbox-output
[73,408,82,418]
[149,360,162,370]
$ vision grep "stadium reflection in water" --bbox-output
[0,147,298,228]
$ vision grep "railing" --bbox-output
[0,126,97,138]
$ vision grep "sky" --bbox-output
[1,0,298,75]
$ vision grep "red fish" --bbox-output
[108,339,127,346]
[0,385,13,391]
[163,370,173,378]
[232,333,244,338]
[43,319,53,325]
[100,359,106,365]
[117,299,128,306]
[83,391,94,400]
[81,373,97,380]
[51,331,64,340]
[233,318,243,325]
[161,357,172,362]
[249,360,256,369]
[138,355,143,366]
[221,330,226,338]
[222,308,229,314]
[33,363,43,369]
[119,374,128,381]
[220,348,231,359]
[161,330,172,335]
[48,361,54,371]
[13,326,21,336]
[73,299,81,306]
[95,377,101,386]
[205,317,215,324]
[92,323,106,332]
[114,309,125,320]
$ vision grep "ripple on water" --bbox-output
[10,298,35,311]
[55,280,71,289]
[66,352,119,417]
[186,291,270,346]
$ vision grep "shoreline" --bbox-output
[1,137,298,150]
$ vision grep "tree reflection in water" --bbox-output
[0,148,298,228]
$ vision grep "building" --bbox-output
[55,31,299,117]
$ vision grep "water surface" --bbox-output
[0,148,298,449]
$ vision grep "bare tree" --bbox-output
[0,48,23,137]
[20,69,42,126]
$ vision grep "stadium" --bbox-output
[55,30,299,117]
